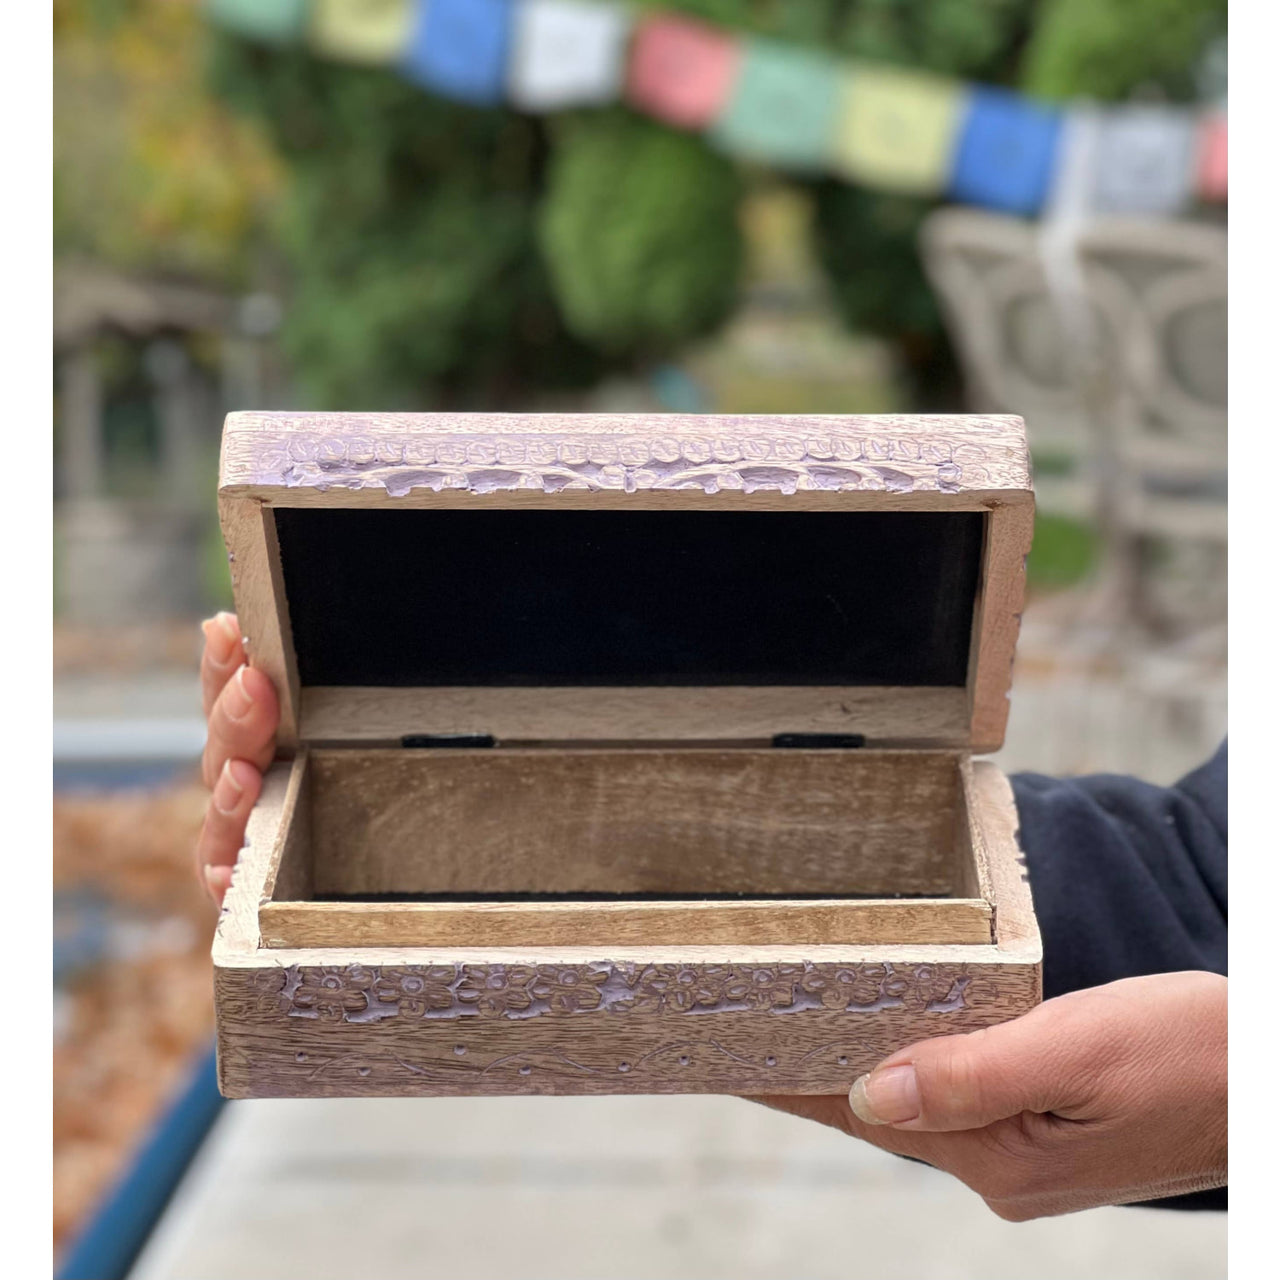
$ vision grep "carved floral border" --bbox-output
[226,428,1028,497]
[257,961,990,1026]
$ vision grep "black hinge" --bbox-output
[771,733,866,749]
[401,733,496,749]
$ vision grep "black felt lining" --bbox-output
[274,508,984,688]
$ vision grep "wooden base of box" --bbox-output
[213,754,1041,1098]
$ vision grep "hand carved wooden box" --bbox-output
[213,412,1041,1099]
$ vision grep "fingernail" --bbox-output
[214,611,238,645]
[223,666,255,721]
[849,1065,920,1125]
[204,863,232,902]
[212,759,245,815]
[203,612,238,663]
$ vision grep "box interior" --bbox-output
[260,749,994,949]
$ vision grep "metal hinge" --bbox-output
[771,733,866,749]
[401,733,496,749]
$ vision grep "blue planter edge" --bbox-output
[57,1041,225,1280]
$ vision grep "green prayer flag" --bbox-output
[710,40,842,171]
[205,0,308,45]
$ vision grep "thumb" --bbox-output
[849,992,1103,1132]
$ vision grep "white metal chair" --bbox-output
[921,208,1226,640]
[920,207,1108,521]
[1073,219,1227,633]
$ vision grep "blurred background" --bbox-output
[52,2,1227,1277]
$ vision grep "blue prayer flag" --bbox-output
[950,88,1063,215]
[403,0,514,106]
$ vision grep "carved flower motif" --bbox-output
[740,965,806,1011]
[613,965,735,1014]
[265,958,975,1027]
[289,965,373,1021]
[371,967,457,1018]
[800,966,867,1010]
[852,963,898,1008]
[456,965,539,1017]
[530,966,608,1013]
[660,965,736,1012]
[897,965,970,1013]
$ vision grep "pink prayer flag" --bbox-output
[626,15,740,129]
[1198,114,1228,201]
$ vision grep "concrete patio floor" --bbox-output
[130,1094,1225,1280]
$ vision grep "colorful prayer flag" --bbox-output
[311,0,414,65]
[1090,106,1197,215]
[710,39,843,172]
[206,0,307,44]
[626,15,741,130]
[832,65,964,196]
[402,0,514,106]
[508,1,630,112]
[949,88,1063,215]
[1197,113,1228,202]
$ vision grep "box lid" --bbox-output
[219,413,1032,753]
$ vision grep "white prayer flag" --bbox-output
[508,0,631,112]
[1091,106,1197,216]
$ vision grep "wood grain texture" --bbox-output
[299,685,971,749]
[212,750,1040,1099]
[258,750,312,905]
[967,499,1034,753]
[258,897,994,950]
[301,748,964,898]
[217,495,301,752]
[969,760,1040,960]
[215,758,298,959]
[215,953,1039,1098]
[219,412,1032,501]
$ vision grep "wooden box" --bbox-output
[213,412,1041,1098]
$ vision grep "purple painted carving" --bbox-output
[222,413,1031,498]
[261,961,981,1025]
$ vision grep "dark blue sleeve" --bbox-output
[1010,740,1227,1211]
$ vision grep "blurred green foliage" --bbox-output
[1023,0,1227,102]
[200,0,1045,406]
[207,39,609,405]
[56,0,1224,409]
[600,2,1038,406]
[54,0,281,283]
[809,0,1035,408]
[539,113,744,357]
[202,517,236,611]
[1026,512,1099,591]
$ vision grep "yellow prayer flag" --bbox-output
[832,65,965,196]
[310,0,414,65]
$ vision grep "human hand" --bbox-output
[195,612,279,905]
[759,971,1226,1220]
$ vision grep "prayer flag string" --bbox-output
[205,0,1227,213]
